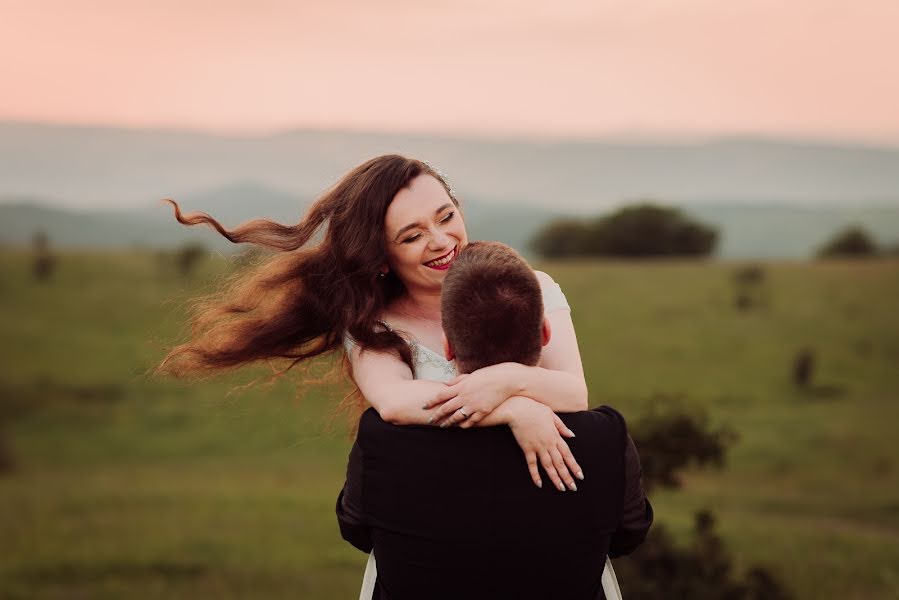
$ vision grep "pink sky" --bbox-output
[2,0,898,141]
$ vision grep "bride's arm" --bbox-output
[347,342,445,425]
[521,270,589,411]
[528,304,589,409]
[425,307,588,426]
[350,341,586,490]
[479,396,583,492]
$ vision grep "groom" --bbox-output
[337,242,652,600]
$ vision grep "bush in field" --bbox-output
[530,219,592,258]
[732,265,768,311]
[588,204,718,258]
[615,404,793,599]
[616,511,795,600]
[531,203,718,258]
[630,404,737,492]
[816,226,878,258]
[792,348,815,388]
[31,231,56,282]
[174,243,207,277]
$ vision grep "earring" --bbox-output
[379,271,387,278]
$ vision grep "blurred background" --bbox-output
[1,1,898,598]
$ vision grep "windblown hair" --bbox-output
[156,155,459,382]
[441,241,543,374]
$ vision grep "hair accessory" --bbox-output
[422,160,457,201]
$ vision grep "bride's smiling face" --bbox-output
[383,174,468,293]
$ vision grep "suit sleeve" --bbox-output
[608,434,654,558]
[336,438,373,553]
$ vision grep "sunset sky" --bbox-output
[2,0,898,142]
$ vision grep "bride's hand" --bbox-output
[505,397,583,491]
[424,364,519,428]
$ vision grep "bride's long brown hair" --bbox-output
[156,155,459,384]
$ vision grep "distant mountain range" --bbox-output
[2,184,898,259]
[0,184,567,258]
[1,121,898,258]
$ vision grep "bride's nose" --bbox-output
[428,228,451,250]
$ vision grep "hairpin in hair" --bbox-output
[422,160,457,201]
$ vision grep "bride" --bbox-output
[157,154,623,599]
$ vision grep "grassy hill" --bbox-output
[0,251,897,598]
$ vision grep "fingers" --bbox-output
[551,447,577,491]
[437,406,478,428]
[444,374,469,386]
[422,387,457,410]
[526,451,542,488]
[539,450,566,492]
[550,418,580,488]
[430,398,463,424]
[458,411,486,429]
[439,408,468,428]
[558,440,584,482]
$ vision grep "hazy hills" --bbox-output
[2,183,898,259]
[1,121,898,257]
[0,184,567,257]
[3,121,899,212]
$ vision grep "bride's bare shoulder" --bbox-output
[533,269,557,286]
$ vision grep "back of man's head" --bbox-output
[441,241,543,374]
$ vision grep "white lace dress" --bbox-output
[345,275,623,600]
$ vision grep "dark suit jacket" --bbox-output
[337,406,652,600]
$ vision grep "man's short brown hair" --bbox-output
[441,241,543,374]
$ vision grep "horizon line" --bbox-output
[3,118,899,150]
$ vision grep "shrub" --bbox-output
[531,203,718,258]
[589,204,718,257]
[31,231,56,282]
[732,265,768,311]
[630,404,737,493]
[616,403,792,598]
[529,219,592,258]
[616,511,794,599]
[816,226,878,258]
[174,243,207,277]
[792,348,815,388]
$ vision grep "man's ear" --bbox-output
[442,332,455,361]
[541,317,552,347]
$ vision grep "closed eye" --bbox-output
[399,212,454,244]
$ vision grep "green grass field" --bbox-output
[1,250,897,599]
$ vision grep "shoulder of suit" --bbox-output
[357,408,442,449]
[594,404,626,423]
[584,405,630,439]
